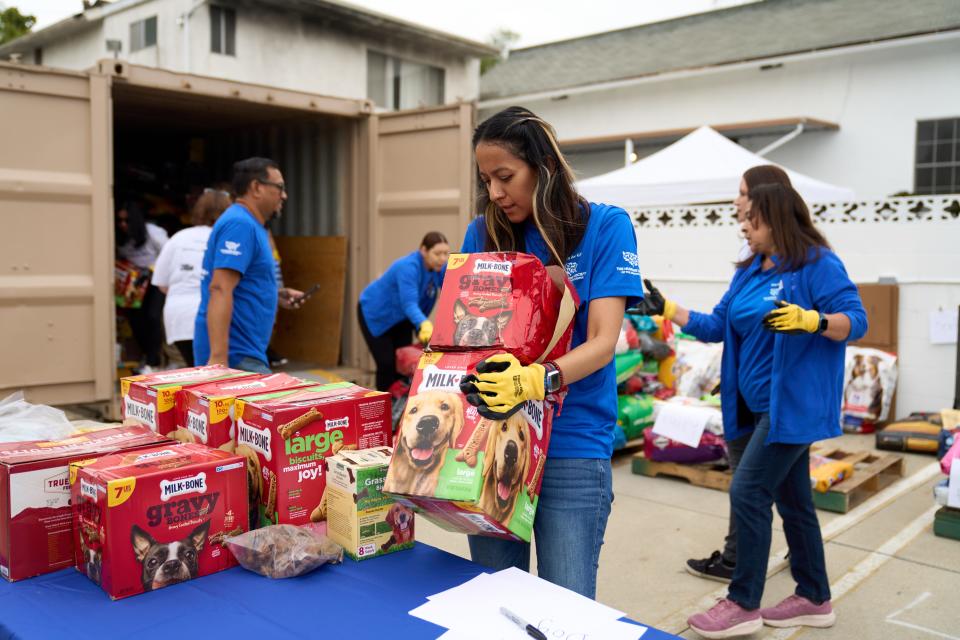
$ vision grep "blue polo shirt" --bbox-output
[193,204,278,367]
[462,203,644,459]
[359,250,443,337]
[728,265,781,412]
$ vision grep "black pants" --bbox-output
[358,304,414,391]
[129,285,165,366]
[174,340,195,367]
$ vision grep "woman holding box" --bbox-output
[358,232,450,391]
[458,106,644,599]
[637,184,866,637]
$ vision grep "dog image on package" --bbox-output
[842,346,898,431]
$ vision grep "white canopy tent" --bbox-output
[577,126,855,206]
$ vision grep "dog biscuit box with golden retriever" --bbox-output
[326,447,414,560]
[173,373,313,448]
[0,425,170,582]
[121,365,255,436]
[70,443,248,600]
[430,252,578,365]
[234,382,392,528]
[384,350,554,542]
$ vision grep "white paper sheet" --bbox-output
[929,308,958,345]
[433,618,647,639]
[651,402,715,447]
[949,463,960,509]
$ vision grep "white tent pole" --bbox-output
[757,123,805,157]
[624,138,635,167]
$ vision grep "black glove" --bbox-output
[627,279,668,317]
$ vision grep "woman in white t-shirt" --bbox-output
[151,188,232,366]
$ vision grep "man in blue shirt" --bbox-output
[193,157,302,373]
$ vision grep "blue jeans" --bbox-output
[231,356,272,374]
[727,414,831,610]
[468,457,613,599]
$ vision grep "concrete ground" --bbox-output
[416,433,960,639]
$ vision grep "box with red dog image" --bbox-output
[429,252,578,364]
[0,425,170,582]
[173,373,313,448]
[383,350,556,542]
[71,443,248,600]
[121,365,255,435]
[233,382,392,528]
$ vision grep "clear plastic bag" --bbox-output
[226,524,342,579]
[0,391,75,443]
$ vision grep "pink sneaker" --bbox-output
[688,598,762,638]
[759,594,836,628]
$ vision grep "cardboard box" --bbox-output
[0,425,169,581]
[429,252,577,364]
[326,447,413,560]
[173,373,312,448]
[234,382,392,527]
[383,350,554,542]
[121,365,255,435]
[71,443,248,599]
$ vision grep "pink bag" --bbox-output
[941,436,960,476]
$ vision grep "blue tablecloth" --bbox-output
[0,543,679,639]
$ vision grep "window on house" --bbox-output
[367,50,444,110]
[130,16,157,52]
[210,5,236,56]
[916,118,959,195]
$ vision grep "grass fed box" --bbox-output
[121,365,254,435]
[71,443,247,600]
[429,252,577,364]
[0,426,168,581]
[234,382,392,527]
[173,373,312,448]
[383,350,554,542]
[326,447,413,560]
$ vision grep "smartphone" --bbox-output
[296,284,321,304]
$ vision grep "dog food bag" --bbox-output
[842,346,898,431]
[226,524,342,578]
[430,252,579,365]
[121,365,256,435]
[70,443,248,600]
[326,446,413,561]
[809,455,854,493]
[384,350,555,542]
[174,373,313,448]
[0,425,169,582]
[234,382,392,528]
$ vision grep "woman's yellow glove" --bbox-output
[417,320,434,345]
[762,300,821,334]
[459,354,544,419]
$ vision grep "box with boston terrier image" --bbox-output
[70,443,248,600]
[383,350,555,542]
[325,447,413,560]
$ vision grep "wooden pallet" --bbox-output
[810,446,905,513]
[631,453,732,491]
[614,437,645,455]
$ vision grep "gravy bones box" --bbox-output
[383,350,554,542]
[121,365,255,435]
[429,252,579,365]
[173,373,313,449]
[71,443,248,600]
[0,425,168,582]
[233,382,392,527]
[326,446,414,560]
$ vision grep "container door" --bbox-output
[0,63,114,404]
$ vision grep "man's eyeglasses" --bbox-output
[257,179,287,193]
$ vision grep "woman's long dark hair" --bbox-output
[116,201,148,248]
[472,106,587,266]
[742,165,792,192]
[744,183,830,271]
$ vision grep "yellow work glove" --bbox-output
[417,320,434,345]
[628,279,676,321]
[762,300,821,334]
[459,354,545,419]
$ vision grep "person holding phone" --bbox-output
[358,232,450,391]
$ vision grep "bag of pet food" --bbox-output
[429,252,579,365]
[226,524,342,578]
[642,426,726,464]
[673,340,722,399]
[809,455,854,492]
[842,347,898,431]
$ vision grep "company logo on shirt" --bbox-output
[622,251,639,268]
[179,263,195,272]
[764,280,784,302]
[221,241,242,257]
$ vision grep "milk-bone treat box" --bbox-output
[429,252,578,364]
[0,425,169,581]
[121,365,255,435]
[384,350,555,542]
[173,373,313,448]
[233,382,392,527]
[71,443,248,600]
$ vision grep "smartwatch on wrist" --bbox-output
[817,313,829,334]
[544,362,563,393]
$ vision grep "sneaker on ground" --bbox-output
[688,598,762,639]
[759,594,836,628]
[685,550,735,583]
